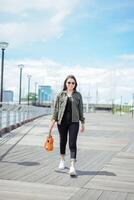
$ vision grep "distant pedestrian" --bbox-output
[49,75,85,176]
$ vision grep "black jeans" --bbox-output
[57,122,79,160]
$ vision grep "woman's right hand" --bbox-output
[80,123,85,132]
[49,119,56,135]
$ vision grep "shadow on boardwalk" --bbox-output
[55,169,116,177]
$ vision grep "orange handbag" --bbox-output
[43,135,54,151]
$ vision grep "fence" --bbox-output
[0,103,51,134]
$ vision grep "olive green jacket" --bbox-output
[52,91,85,125]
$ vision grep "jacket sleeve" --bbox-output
[52,95,59,121]
[79,93,85,124]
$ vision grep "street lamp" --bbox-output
[112,98,115,114]
[0,42,9,102]
[35,82,38,105]
[132,93,134,118]
[41,90,44,105]
[18,64,24,104]
[120,96,122,116]
[27,75,32,105]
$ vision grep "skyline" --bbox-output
[0,0,134,104]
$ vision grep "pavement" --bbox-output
[0,112,134,200]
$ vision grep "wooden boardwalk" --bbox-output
[0,112,134,200]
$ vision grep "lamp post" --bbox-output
[132,93,134,118]
[18,64,24,104]
[27,75,32,105]
[0,42,9,103]
[41,90,44,105]
[95,87,98,112]
[35,82,38,105]
[112,98,115,114]
[120,96,122,116]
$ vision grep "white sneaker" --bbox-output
[69,166,77,176]
[59,160,65,170]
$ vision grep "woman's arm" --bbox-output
[49,119,56,134]
[79,93,85,123]
[52,95,59,122]
[79,93,85,132]
[49,95,59,134]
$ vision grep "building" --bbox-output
[38,85,52,104]
[3,90,14,102]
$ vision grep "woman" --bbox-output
[49,75,85,176]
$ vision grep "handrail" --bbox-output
[0,103,51,132]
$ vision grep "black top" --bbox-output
[61,97,72,124]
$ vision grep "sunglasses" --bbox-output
[67,81,75,85]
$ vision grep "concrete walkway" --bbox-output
[0,112,134,200]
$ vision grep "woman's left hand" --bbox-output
[80,123,85,132]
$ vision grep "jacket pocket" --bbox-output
[59,96,66,105]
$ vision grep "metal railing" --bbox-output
[0,103,51,130]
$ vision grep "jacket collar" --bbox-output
[62,90,76,94]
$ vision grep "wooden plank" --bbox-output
[1,112,134,199]
[0,179,79,200]
[98,191,127,200]
[85,178,134,193]
[126,193,134,200]
[70,188,102,200]
[85,150,134,193]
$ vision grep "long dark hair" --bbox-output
[63,75,78,91]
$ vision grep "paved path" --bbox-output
[0,112,134,200]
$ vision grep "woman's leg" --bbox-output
[68,122,79,161]
[57,124,69,169]
[68,122,79,175]
[57,124,68,157]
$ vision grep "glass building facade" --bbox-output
[3,90,14,102]
[38,85,52,103]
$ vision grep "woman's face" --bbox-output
[66,78,75,91]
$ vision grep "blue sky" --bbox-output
[0,0,134,103]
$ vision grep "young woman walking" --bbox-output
[49,75,85,176]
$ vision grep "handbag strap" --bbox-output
[49,130,52,137]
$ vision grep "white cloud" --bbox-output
[0,0,83,45]
[0,0,80,13]
[117,54,134,61]
[0,19,63,46]
[3,58,134,104]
